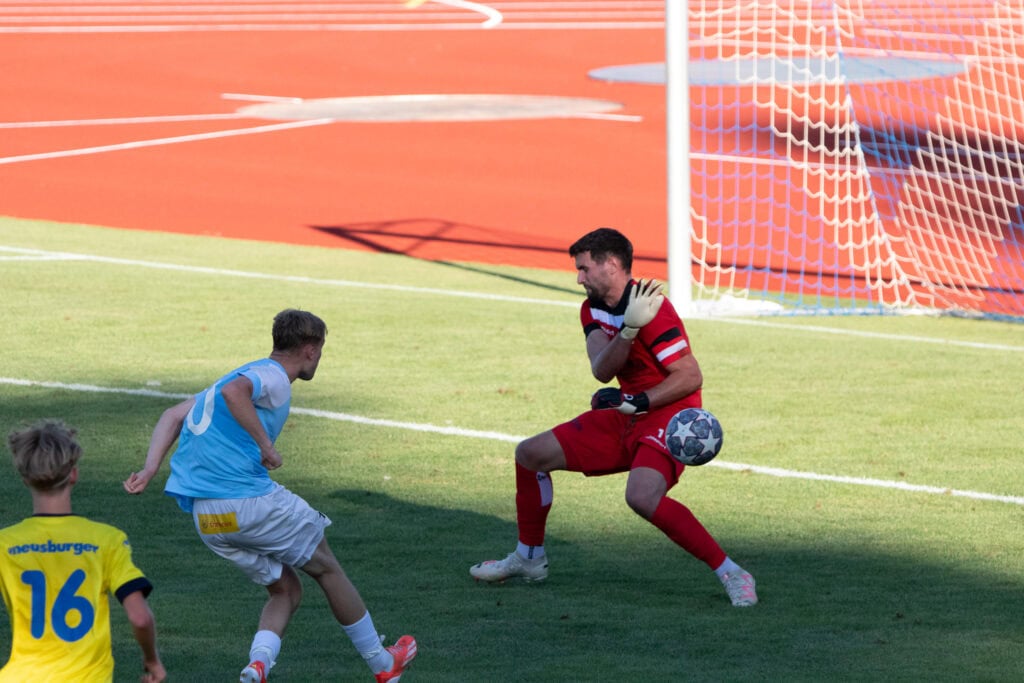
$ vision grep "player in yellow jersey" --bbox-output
[0,419,165,683]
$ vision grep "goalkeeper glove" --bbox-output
[620,278,664,339]
[591,387,650,415]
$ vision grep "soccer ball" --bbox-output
[665,408,723,466]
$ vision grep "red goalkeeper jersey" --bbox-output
[580,280,701,407]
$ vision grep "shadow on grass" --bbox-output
[2,482,1021,682]
[309,219,664,297]
[2,393,1022,681]
[308,488,1024,683]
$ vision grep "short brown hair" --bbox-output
[272,309,327,351]
[7,419,82,491]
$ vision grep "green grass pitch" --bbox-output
[1,218,1022,681]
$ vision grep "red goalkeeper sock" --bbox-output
[649,496,727,569]
[515,463,552,547]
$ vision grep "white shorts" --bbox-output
[192,483,332,586]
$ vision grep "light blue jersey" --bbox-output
[165,358,291,512]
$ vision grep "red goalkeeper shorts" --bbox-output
[552,404,686,487]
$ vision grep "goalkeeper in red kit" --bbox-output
[470,227,757,607]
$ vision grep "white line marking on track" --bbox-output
[433,0,502,28]
[1,376,1020,506]
[221,93,304,103]
[571,112,643,122]
[0,19,656,33]
[0,118,335,165]
[0,113,244,129]
[0,23,661,33]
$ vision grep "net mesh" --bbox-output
[687,0,1024,320]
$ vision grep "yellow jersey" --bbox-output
[0,514,152,683]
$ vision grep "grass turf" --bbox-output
[1,218,1022,681]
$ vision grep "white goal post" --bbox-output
[666,0,1024,321]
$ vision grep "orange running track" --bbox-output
[0,8,671,275]
[3,1,1021,319]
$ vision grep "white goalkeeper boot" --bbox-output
[720,568,758,607]
[470,551,549,583]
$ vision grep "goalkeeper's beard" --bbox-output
[583,285,603,306]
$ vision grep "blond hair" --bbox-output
[7,419,82,491]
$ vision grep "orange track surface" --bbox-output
[5,4,1021,319]
[2,28,670,275]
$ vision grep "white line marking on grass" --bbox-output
[711,461,1024,506]
[0,246,580,307]
[0,119,335,165]
[2,376,1022,506]
[4,245,1023,352]
[0,252,78,262]
[716,317,1024,352]
[294,407,520,443]
[0,377,191,401]
[4,245,1024,351]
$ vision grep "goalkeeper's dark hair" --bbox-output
[272,309,327,351]
[569,227,633,274]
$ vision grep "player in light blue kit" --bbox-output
[123,309,417,683]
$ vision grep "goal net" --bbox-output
[680,0,1024,321]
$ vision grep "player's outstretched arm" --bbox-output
[620,278,664,340]
[124,399,192,494]
[122,591,166,683]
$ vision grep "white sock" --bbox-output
[342,611,393,675]
[714,557,742,579]
[516,542,545,560]
[249,629,281,669]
